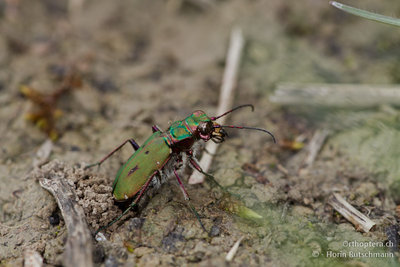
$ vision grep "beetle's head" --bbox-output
[197,119,227,143]
[189,105,276,144]
[189,110,227,143]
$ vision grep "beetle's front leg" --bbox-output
[186,150,207,174]
[186,150,225,191]
[85,138,140,169]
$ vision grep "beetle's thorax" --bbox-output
[163,110,215,152]
[163,121,195,152]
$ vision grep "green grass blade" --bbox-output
[330,1,400,27]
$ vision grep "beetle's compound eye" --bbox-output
[198,121,213,136]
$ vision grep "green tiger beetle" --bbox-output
[85,104,276,235]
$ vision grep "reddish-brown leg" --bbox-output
[172,167,206,232]
[85,138,140,169]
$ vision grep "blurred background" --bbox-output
[1,0,400,266]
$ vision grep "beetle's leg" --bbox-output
[84,138,140,169]
[152,125,163,133]
[186,150,210,176]
[128,139,140,150]
[95,201,134,235]
[186,151,225,191]
[95,170,158,235]
[173,168,189,200]
[132,170,158,204]
[187,155,202,173]
[173,168,206,232]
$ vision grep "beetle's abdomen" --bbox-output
[112,132,171,201]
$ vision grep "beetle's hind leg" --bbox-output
[95,170,158,235]
[94,201,136,236]
[84,138,140,169]
[172,168,207,232]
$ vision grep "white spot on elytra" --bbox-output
[157,161,160,165]
[124,194,128,199]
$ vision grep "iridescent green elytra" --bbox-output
[112,131,171,200]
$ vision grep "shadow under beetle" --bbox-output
[85,104,276,234]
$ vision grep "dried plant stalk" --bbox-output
[188,27,245,184]
[33,139,53,168]
[226,236,245,262]
[328,193,376,233]
[299,129,330,171]
[40,177,93,267]
[270,83,400,107]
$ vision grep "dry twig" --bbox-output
[328,193,376,233]
[299,129,330,172]
[33,139,53,168]
[40,176,93,267]
[226,236,245,262]
[270,83,400,107]
[189,27,245,184]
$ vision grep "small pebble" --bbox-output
[129,217,145,230]
[95,232,107,242]
[210,225,220,237]
[104,256,119,267]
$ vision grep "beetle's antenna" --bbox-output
[217,125,276,143]
[211,104,254,121]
